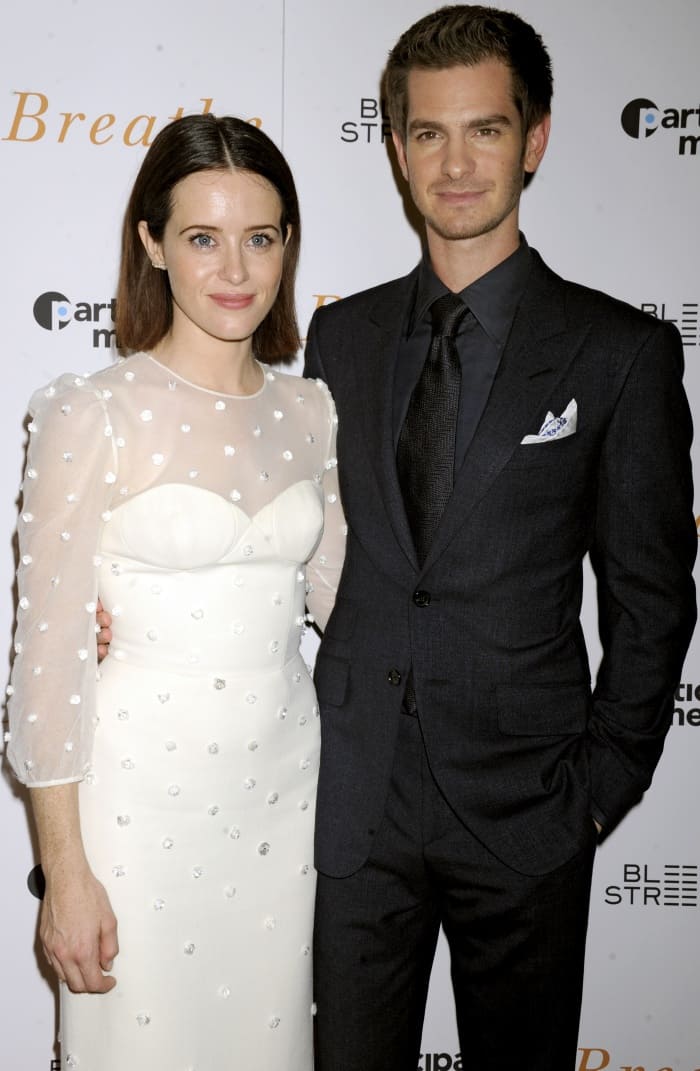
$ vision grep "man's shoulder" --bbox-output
[313,269,418,327]
[530,249,674,338]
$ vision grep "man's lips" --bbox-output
[209,293,255,309]
[434,188,488,203]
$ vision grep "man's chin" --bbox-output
[427,217,500,243]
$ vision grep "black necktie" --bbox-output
[397,292,467,565]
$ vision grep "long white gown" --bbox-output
[7,353,345,1071]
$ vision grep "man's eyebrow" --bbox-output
[466,113,513,128]
[408,113,513,133]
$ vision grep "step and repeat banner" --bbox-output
[2,1,698,1068]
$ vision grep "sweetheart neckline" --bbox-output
[107,479,320,525]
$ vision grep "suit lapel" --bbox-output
[421,255,591,572]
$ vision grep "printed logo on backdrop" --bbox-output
[673,682,700,725]
[621,97,700,155]
[577,1047,700,1071]
[418,1048,700,1070]
[33,291,116,348]
[2,93,262,146]
[639,301,699,347]
[603,863,699,906]
[340,98,392,144]
[418,1056,462,1070]
[299,294,342,344]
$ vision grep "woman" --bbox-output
[7,114,345,1070]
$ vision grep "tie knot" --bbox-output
[430,293,467,339]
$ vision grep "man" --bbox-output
[304,6,696,1070]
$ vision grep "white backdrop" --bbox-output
[2,2,699,1068]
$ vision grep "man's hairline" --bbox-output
[391,61,549,146]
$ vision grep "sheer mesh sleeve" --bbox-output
[305,379,346,633]
[6,376,117,786]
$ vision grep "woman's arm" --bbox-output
[7,376,121,990]
[30,784,118,992]
[305,379,346,632]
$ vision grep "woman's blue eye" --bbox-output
[191,234,214,248]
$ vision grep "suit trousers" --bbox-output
[313,712,597,1071]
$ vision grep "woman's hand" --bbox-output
[30,784,118,993]
[40,859,119,993]
[96,598,113,662]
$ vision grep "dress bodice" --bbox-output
[6,354,345,786]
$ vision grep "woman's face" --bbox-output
[140,167,288,351]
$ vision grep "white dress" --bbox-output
[7,353,345,1071]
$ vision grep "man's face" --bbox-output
[392,60,549,248]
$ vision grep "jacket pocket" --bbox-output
[313,653,350,708]
[497,684,589,736]
[506,434,581,470]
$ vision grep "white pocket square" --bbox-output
[520,399,577,444]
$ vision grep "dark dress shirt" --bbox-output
[393,238,533,469]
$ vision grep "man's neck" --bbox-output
[426,223,521,292]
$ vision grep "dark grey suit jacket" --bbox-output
[304,249,696,878]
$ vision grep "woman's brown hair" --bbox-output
[116,114,301,364]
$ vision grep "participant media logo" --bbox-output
[621,97,700,155]
[620,98,662,139]
[33,290,116,348]
[673,681,700,726]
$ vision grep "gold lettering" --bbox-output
[577,1051,610,1071]
[90,114,116,145]
[123,115,157,147]
[313,294,342,309]
[247,117,263,128]
[58,112,86,143]
[2,93,237,145]
[3,91,49,142]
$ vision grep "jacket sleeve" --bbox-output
[303,308,328,384]
[587,318,696,832]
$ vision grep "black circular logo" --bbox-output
[33,291,72,331]
[620,98,659,139]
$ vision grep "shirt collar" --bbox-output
[410,235,532,345]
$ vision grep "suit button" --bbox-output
[387,669,402,686]
[413,590,431,607]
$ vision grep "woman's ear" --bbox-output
[138,220,166,270]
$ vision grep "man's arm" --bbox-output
[303,308,329,384]
[588,319,696,832]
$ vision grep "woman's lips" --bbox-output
[209,293,255,309]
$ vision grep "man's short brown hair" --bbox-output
[383,5,553,139]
